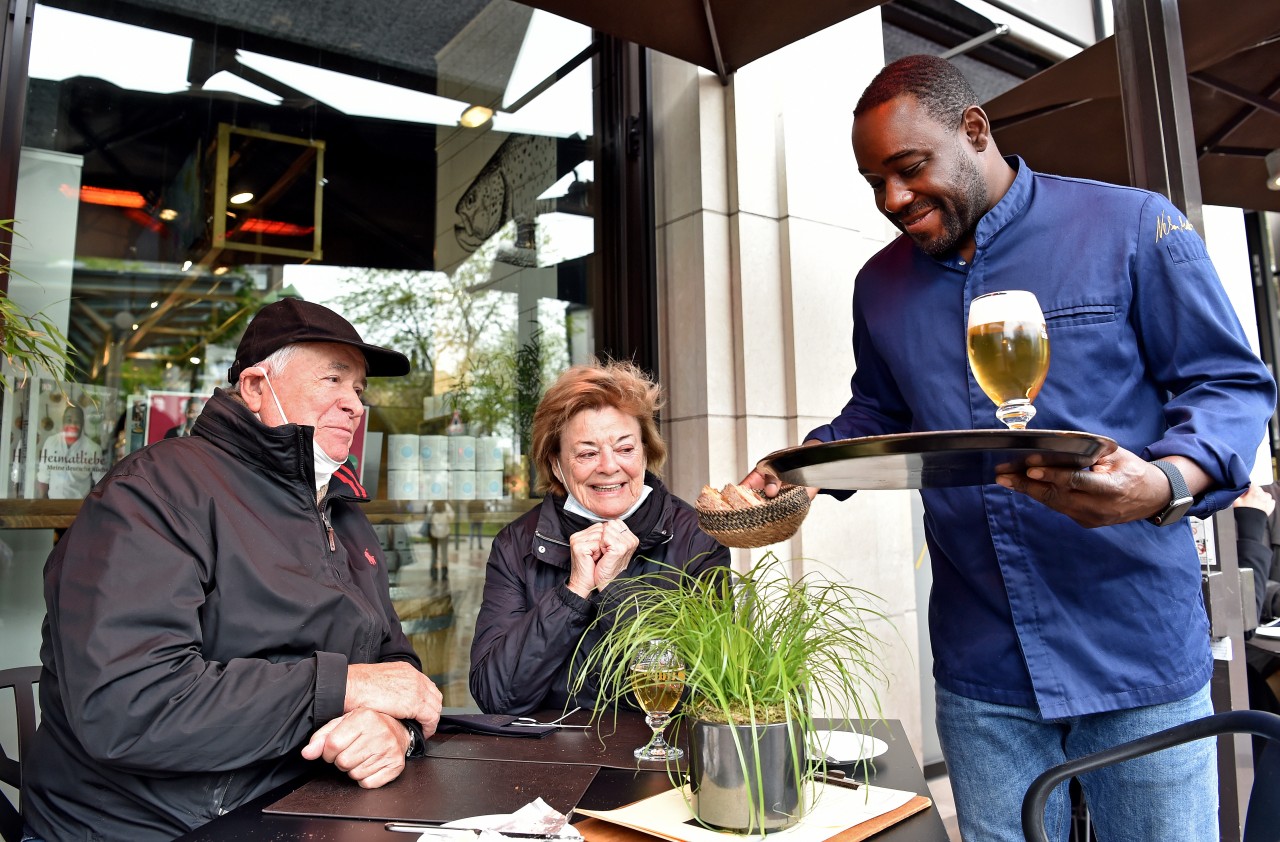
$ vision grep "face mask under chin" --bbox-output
[261,371,345,491]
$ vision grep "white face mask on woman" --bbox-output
[262,371,345,491]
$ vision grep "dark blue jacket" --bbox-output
[809,158,1276,718]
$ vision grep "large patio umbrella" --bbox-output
[513,0,886,82]
[984,0,1280,212]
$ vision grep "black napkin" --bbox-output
[437,713,556,738]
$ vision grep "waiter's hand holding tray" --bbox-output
[758,429,1117,491]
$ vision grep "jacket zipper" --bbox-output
[320,509,336,551]
[534,529,569,548]
[211,772,235,816]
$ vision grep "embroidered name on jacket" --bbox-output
[1154,211,1195,243]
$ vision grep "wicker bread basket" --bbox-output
[695,484,811,549]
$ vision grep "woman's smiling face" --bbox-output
[556,406,646,519]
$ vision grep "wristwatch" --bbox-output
[1148,460,1193,526]
[404,724,418,757]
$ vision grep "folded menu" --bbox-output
[263,757,599,823]
[438,713,555,737]
[574,782,930,842]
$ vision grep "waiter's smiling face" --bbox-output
[854,94,991,259]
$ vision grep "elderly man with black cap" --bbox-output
[23,299,442,842]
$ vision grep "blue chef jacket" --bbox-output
[808,158,1276,718]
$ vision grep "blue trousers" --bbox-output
[935,681,1217,842]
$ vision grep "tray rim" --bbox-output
[759,429,1117,491]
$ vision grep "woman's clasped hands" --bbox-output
[567,519,639,597]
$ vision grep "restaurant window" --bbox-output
[0,0,645,708]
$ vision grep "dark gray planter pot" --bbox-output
[689,718,803,832]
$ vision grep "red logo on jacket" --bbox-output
[364,549,377,565]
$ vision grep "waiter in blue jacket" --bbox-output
[747,55,1276,842]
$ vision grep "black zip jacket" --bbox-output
[468,475,729,715]
[24,389,420,841]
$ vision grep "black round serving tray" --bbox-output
[759,429,1117,490]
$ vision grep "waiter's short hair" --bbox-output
[855,54,978,129]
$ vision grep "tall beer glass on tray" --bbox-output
[966,290,1050,430]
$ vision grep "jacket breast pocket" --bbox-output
[1044,303,1118,330]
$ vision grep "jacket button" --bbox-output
[538,545,546,553]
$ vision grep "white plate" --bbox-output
[807,729,888,763]
[441,814,582,838]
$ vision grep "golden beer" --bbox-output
[966,290,1049,430]
[966,320,1050,406]
[631,640,686,760]
[631,665,685,715]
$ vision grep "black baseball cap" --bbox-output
[227,298,410,384]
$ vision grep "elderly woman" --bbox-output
[469,360,729,714]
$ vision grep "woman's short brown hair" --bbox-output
[530,360,667,497]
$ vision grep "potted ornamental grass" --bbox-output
[572,554,889,834]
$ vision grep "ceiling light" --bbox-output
[189,356,202,365]
[459,105,494,128]
[181,260,193,271]
[80,186,147,208]
[158,208,178,221]
[229,191,254,205]
[213,266,230,275]
[1267,149,1280,191]
[150,300,159,309]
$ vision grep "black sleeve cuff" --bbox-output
[555,582,596,618]
[402,719,426,757]
[1235,506,1268,544]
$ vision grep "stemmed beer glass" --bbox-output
[631,638,686,760]
[966,290,1050,430]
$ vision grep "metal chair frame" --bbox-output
[0,666,40,842]
[1021,709,1280,842]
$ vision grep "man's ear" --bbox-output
[961,105,992,152]
[238,368,266,413]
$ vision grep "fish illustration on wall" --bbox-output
[454,134,557,268]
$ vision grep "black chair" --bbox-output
[1022,709,1280,842]
[0,666,40,842]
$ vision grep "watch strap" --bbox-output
[1149,460,1193,526]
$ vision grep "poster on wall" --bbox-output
[144,391,209,446]
[1191,516,1216,569]
[22,379,120,499]
[123,394,148,455]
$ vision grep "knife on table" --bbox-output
[385,823,580,839]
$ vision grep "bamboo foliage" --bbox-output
[0,220,75,390]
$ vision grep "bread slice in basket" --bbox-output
[695,483,810,548]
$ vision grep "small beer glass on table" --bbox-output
[631,638,685,760]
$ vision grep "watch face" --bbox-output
[1155,497,1193,526]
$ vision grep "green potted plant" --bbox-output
[571,554,888,833]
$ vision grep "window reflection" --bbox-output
[2,0,602,707]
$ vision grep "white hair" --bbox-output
[229,344,302,395]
